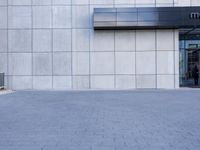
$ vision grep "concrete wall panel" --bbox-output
[53,52,71,75]
[136,51,156,75]
[116,75,136,89]
[32,0,51,5]
[72,0,90,5]
[8,53,32,76]
[33,6,52,28]
[53,6,71,28]
[8,76,32,90]
[0,30,7,52]
[33,53,52,76]
[136,30,156,51]
[8,6,31,29]
[72,52,89,75]
[91,31,114,51]
[175,0,191,6]
[116,52,135,75]
[90,0,114,5]
[0,53,7,75]
[115,30,135,51]
[73,76,90,89]
[72,29,90,52]
[8,0,31,5]
[53,76,72,89]
[157,30,174,51]
[53,0,71,5]
[157,51,174,74]
[136,75,156,88]
[33,29,52,52]
[157,75,175,89]
[9,30,31,52]
[53,29,71,52]
[91,75,115,89]
[33,76,52,90]
[0,0,7,6]
[91,52,114,75]
[72,6,90,28]
[0,7,7,28]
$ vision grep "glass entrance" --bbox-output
[179,32,200,87]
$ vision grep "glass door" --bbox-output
[179,39,200,87]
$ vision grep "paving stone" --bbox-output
[0,90,200,150]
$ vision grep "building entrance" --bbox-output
[179,30,200,87]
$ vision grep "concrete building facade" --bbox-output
[0,0,199,90]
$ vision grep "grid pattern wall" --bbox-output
[0,0,198,90]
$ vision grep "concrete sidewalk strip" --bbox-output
[0,90,200,150]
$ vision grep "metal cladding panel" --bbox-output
[0,73,4,88]
[93,7,200,30]
[117,13,137,22]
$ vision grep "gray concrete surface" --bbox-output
[0,90,200,150]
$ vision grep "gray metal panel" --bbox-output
[0,73,4,89]
[94,22,116,27]
[117,21,138,26]
[117,13,137,21]
[94,12,116,22]
[93,7,200,30]
[138,12,159,21]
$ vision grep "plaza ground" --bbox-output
[0,90,200,150]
